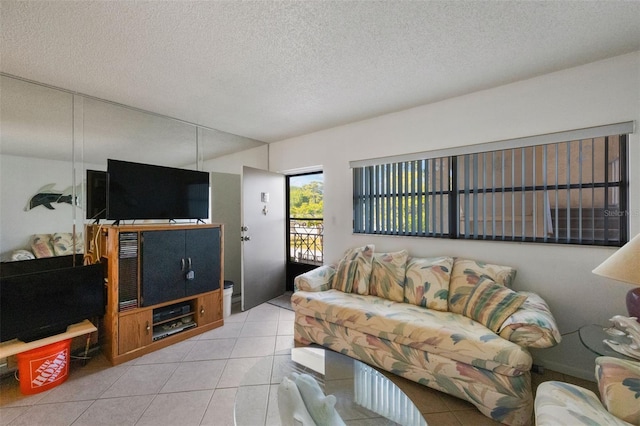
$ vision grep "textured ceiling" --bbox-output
[1,1,640,149]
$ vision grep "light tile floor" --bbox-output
[0,301,598,426]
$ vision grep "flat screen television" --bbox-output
[86,169,107,221]
[107,159,209,221]
[0,264,105,343]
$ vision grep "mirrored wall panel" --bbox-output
[0,74,265,261]
[1,76,76,260]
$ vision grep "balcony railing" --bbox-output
[289,218,323,265]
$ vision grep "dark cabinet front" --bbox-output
[185,228,220,296]
[141,228,220,307]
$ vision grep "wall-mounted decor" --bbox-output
[25,184,80,211]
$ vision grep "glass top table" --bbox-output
[579,324,638,361]
[234,347,427,426]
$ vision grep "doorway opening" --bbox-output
[286,171,324,291]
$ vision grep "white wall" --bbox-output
[203,145,268,174]
[0,155,78,258]
[257,52,639,379]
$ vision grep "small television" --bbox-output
[86,169,107,221]
[107,159,209,221]
[0,264,105,343]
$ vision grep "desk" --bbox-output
[578,324,636,361]
[0,320,97,359]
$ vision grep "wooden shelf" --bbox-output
[0,320,97,359]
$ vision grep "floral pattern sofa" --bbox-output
[292,245,561,426]
[535,356,640,425]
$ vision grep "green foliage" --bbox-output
[290,181,323,218]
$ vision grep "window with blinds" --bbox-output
[353,158,451,237]
[353,126,630,246]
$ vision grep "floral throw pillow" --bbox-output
[11,249,36,261]
[462,279,527,332]
[404,256,454,311]
[369,250,408,302]
[52,232,84,256]
[448,258,517,314]
[596,356,640,425]
[331,245,375,294]
[30,234,55,258]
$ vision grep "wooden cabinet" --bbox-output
[118,310,152,354]
[86,223,224,365]
[197,291,222,326]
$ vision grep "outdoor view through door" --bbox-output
[286,172,324,290]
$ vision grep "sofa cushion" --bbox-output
[292,289,532,374]
[404,256,453,311]
[596,356,640,425]
[52,232,84,256]
[448,258,517,314]
[331,245,375,294]
[10,249,36,261]
[369,250,408,302]
[30,234,55,258]
[499,292,562,348]
[462,279,527,332]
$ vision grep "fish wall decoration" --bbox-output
[25,184,82,211]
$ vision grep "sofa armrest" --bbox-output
[596,356,640,425]
[498,292,561,348]
[294,265,335,292]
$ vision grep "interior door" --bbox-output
[241,166,286,311]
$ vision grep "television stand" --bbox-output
[85,223,223,365]
[0,319,97,359]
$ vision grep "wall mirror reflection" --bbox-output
[1,75,77,262]
[0,74,264,266]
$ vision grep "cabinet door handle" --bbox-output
[146,321,150,335]
[188,258,192,269]
[181,258,185,271]
[200,305,205,316]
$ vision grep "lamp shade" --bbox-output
[592,233,640,285]
[593,233,640,321]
